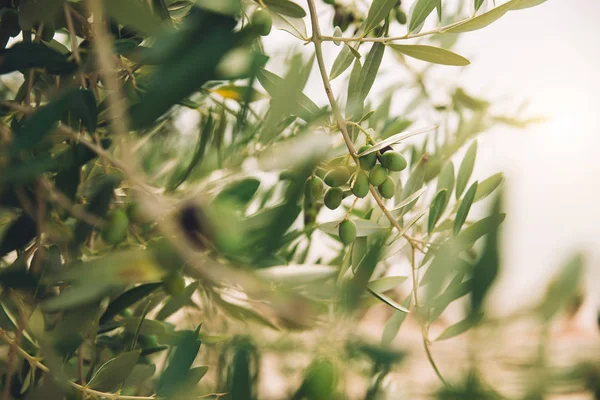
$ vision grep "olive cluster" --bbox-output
[304,146,407,245]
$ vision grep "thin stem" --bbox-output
[64,3,86,87]
[305,0,449,387]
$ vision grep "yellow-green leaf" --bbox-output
[389,44,470,66]
[443,1,514,33]
[454,181,477,236]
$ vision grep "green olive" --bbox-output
[339,219,357,245]
[324,167,350,187]
[369,165,388,186]
[381,151,407,171]
[324,187,343,210]
[305,176,324,202]
[138,334,159,348]
[358,145,377,170]
[101,209,129,245]
[395,9,407,25]
[251,9,272,36]
[351,171,369,198]
[121,308,134,318]
[378,176,395,199]
[162,273,186,296]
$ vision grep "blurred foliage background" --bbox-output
[0,0,597,399]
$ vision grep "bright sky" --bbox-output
[266,0,600,321]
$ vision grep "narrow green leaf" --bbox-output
[444,1,514,33]
[156,281,199,320]
[18,0,64,30]
[351,237,368,273]
[263,0,306,18]
[398,154,428,214]
[123,364,156,388]
[346,58,362,109]
[435,312,483,341]
[474,172,503,202]
[391,187,427,212]
[330,44,359,81]
[389,44,470,66]
[100,283,162,324]
[456,213,505,251]
[0,214,36,258]
[454,181,478,236]
[357,42,385,101]
[105,0,163,36]
[88,351,141,391]
[214,178,260,207]
[408,0,437,33]
[368,288,410,313]
[455,140,478,199]
[474,0,485,12]
[362,0,398,34]
[256,265,337,287]
[436,0,442,21]
[428,189,447,235]
[357,126,436,156]
[381,295,411,346]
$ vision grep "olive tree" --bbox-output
[0,0,592,399]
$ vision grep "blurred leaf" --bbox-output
[256,264,337,287]
[0,42,76,75]
[381,295,411,346]
[100,283,162,324]
[210,84,268,102]
[474,0,485,12]
[429,273,470,320]
[453,88,490,110]
[263,0,306,18]
[437,161,454,211]
[539,253,584,321]
[73,175,121,248]
[435,312,483,341]
[428,189,447,234]
[380,117,413,139]
[398,154,428,214]
[511,0,548,10]
[156,328,202,397]
[330,44,358,81]
[444,1,514,33]
[88,351,141,391]
[257,68,321,121]
[18,0,64,30]
[454,181,478,236]
[455,140,477,199]
[352,237,368,273]
[10,88,96,155]
[0,157,58,185]
[362,0,398,34]
[0,214,36,258]
[319,219,388,237]
[214,178,260,208]
[368,288,410,313]
[123,364,156,388]
[457,213,505,251]
[367,276,408,293]
[156,281,199,320]
[470,191,503,313]
[389,44,470,66]
[105,0,163,36]
[474,173,503,202]
[408,0,437,33]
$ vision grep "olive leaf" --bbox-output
[388,44,470,66]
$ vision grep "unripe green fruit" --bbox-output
[369,165,388,186]
[395,9,407,25]
[339,220,357,245]
[305,176,324,202]
[378,176,395,199]
[121,308,134,317]
[251,9,272,36]
[324,187,343,210]
[381,151,407,171]
[351,171,369,198]
[358,145,377,170]
[102,209,129,245]
[162,273,186,296]
[324,167,350,187]
[138,334,159,348]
